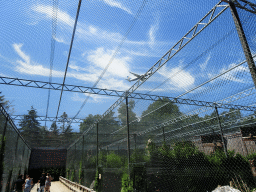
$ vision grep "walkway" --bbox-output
[31,181,73,192]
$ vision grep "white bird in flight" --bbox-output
[126,71,152,82]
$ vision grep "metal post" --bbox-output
[163,127,166,143]
[134,134,137,151]
[96,123,99,169]
[13,135,20,166]
[126,93,131,177]
[82,135,84,167]
[21,142,26,162]
[215,106,228,157]
[74,143,76,169]
[229,1,256,88]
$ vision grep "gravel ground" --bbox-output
[30,181,73,192]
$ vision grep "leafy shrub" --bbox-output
[131,165,147,192]
[94,167,103,192]
[78,161,84,184]
[106,152,122,168]
[70,170,75,182]
[121,173,133,192]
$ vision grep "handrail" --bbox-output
[59,176,96,192]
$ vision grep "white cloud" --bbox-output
[12,43,131,90]
[89,25,97,34]
[87,47,130,78]
[199,54,211,71]
[158,65,195,91]
[148,21,159,48]
[32,5,74,27]
[31,4,170,53]
[219,63,249,83]
[12,43,98,82]
[71,92,114,103]
[102,0,132,14]
[53,36,67,44]
[98,77,130,90]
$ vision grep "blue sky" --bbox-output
[0,0,256,132]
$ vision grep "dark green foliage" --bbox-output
[140,98,182,127]
[59,112,73,134]
[50,122,59,136]
[66,168,70,180]
[94,167,103,192]
[70,169,75,182]
[106,152,122,168]
[19,106,41,138]
[145,141,256,191]
[118,99,137,126]
[121,173,133,192]
[79,161,84,184]
[5,170,12,192]
[79,114,101,133]
[131,165,147,192]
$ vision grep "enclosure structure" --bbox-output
[0,104,31,192]
[1,0,256,191]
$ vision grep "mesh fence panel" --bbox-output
[0,0,256,191]
[65,1,256,191]
[0,108,31,192]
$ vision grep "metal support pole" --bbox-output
[215,106,228,157]
[21,142,26,162]
[126,94,131,177]
[82,135,84,167]
[163,127,166,143]
[96,123,99,169]
[229,1,256,88]
[134,134,137,151]
[13,135,20,166]
[74,143,76,169]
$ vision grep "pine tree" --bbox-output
[50,121,59,135]
[59,112,73,134]
[19,106,41,138]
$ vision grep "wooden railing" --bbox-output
[59,176,96,192]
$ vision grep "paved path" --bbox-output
[31,181,73,192]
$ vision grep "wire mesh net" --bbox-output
[64,1,256,191]
[1,0,256,191]
[0,108,31,192]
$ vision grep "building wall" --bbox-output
[195,132,256,156]
[29,149,67,169]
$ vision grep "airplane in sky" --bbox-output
[126,71,152,82]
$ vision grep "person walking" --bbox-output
[14,175,25,192]
[38,173,46,192]
[45,173,52,192]
[24,175,33,192]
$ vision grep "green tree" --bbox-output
[50,121,59,135]
[19,106,41,138]
[118,99,137,125]
[79,114,101,133]
[0,92,13,113]
[141,98,182,123]
[59,112,73,134]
